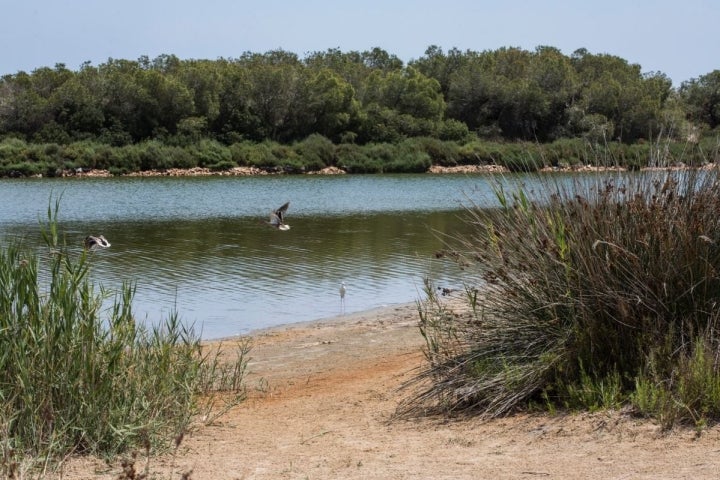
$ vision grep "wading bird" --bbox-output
[268,202,291,230]
[339,282,347,313]
[84,235,111,250]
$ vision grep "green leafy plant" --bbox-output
[404,167,720,428]
[0,198,248,472]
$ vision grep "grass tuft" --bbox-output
[0,198,247,471]
[402,165,720,428]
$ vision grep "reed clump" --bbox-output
[405,167,720,429]
[0,200,247,473]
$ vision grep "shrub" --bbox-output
[107,145,142,173]
[230,141,278,168]
[404,168,720,427]
[137,140,168,170]
[410,137,459,166]
[493,143,543,172]
[188,139,232,168]
[294,134,335,171]
[0,201,247,465]
[164,145,195,169]
[335,143,378,173]
[59,141,100,170]
[542,138,587,167]
[270,143,300,171]
[0,161,45,177]
[337,143,390,173]
[438,119,471,142]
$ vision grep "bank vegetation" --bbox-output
[1,46,719,177]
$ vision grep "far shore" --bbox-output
[16,160,717,180]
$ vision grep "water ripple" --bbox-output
[0,176,503,338]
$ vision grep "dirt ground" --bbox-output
[57,302,720,480]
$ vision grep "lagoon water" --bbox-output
[0,173,530,339]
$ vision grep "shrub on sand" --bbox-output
[0,200,247,472]
[404,168,720,428]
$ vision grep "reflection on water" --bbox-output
[0,174,497,223]
[0,170,643,338]
[3,211,472,339]
[0,175,495,338]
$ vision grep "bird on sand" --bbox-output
[84,235,111,250]
[268,202,291,230]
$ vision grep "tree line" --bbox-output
[0,46,718,175]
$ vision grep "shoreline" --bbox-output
[63,164,511,178]
[19,161,716,179]
[7,162,720,178]
[212,301,420,344]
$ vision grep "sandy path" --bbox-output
[58,303,720,479]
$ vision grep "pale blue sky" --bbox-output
[2,0,717,86]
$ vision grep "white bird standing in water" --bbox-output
[268,202,291,230]
[84,235,111,250]
[339,282,347,313]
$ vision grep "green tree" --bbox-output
[679,70,720,130]
[301,68,359,141]
[526,46,578,139]
[98,58,152,142]
[570,49,671,142]
[48,72,104,139]
[445,50,502,136]
[0,72,52,137]
[245,62,300,141]
[410,45,467,97]
[361,47,404,71]
[214,61,258,141]
[360,67,445,141]
[177,59,222,127]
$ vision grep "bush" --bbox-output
[230,141,278,168]
[542,138,587,167]
[294,134,335,171]
[335,143,378,173]
[493,143,543,172]
[0,201,247,465]
[404,169,720,427]
[188,139,232,168]
[438,119,471,142]
[411,137,459,166]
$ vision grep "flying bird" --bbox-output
[84,235,111,250]
[268,202,291,230]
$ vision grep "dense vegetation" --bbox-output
[405,169,720,429]
[0,202,247,474]
[1,46,719,176]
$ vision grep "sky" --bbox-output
[1,0,718,87]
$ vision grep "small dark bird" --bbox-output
[268,202,291,230]
[437,286,456,296]
[84,235,111,250]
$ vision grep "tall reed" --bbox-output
[0,199,247,469]
[403,167,720,427]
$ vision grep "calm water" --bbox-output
[0,173,558,339]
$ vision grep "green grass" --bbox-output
[0,198,248,474]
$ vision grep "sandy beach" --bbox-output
[56,301,720,479]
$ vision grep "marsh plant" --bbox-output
[0,200,248,473]
[406,167,720,428]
